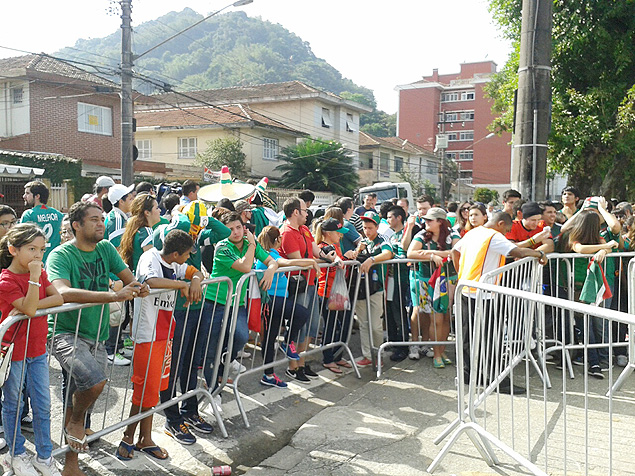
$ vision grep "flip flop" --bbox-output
[323,363,342,374]
[137,445,169,460]
[116,440,135,461]
[64,429,88,453]
[335,360,352,368]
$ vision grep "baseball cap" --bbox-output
[234,199,253,214]
[320,217,348,233]
[422,207,447,221]
[360,211,381,226]
[95,176,115,188]
[582,196,600,211]
[521,201,543,218]
[107,184,135,204]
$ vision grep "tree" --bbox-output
[486,0,635,199]
[473,187,499,204]
[397,169,438,202]
[274,138,358,196]
[196,136,247,180]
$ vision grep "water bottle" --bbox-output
[372,269,379,282]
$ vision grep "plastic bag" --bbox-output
[328,268,350,311]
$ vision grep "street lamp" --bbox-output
[455,132,494,202]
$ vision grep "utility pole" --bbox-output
[511,0,552,201]
[120,0,134,185]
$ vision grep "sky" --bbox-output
[0,0,512,114]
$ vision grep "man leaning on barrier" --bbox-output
[46,201,149,476]
[451,211,547,395]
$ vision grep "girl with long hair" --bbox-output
[119,193,161,272]
[465,203,488,233]
[452,201,472,238]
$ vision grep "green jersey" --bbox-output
[46,240,127,341]
[205,237,269,307]
[359,235,393,285]
[104,207,128,248]
[21,204,64,262]
[131,227,153,273]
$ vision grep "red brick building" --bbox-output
[396,61,511,199]
[0,54,121,175]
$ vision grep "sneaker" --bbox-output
[355,357,373,367]
[108,353,131,366]
[390,349,408,361]
[229,359,247,378]
[4,453,38,476]
[213,394,223,414]
[21,415,33,433]
[408,345,421,360]
[32,456,62,476]
[0,437,5,450]
[617,355,628,367]
[303,364,318,378]
[236,349,251,359]
[261,373,288,388]
[119,347,134,358]
[572,355,584,366]
[433,357,445,369]
[278,341,300,360]
[600,360,614,372]
[123,337,134,349]
[588,365,605,379]
[285,367,310,383]
[420,346,435,358]
[164,422,196,445]
[183,414,214,434]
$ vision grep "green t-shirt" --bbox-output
[359,235,393,285]
[205,238,269,307]
[131,227,153,273]
[388,228,409,285]
[104,208,127,248]
[46,240,127,341]
[21,204,64,262]
[412,230,453,280]
[251,207,269,237]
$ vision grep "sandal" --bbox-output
[441,354,453,365]
[137,445,169,460]
[335,359,352,368]
[116,440,135,461]
[64,428,88,453]
[323,363,342,374]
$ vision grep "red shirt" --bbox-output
[317,242,344,298]
[505,220,545,249]
[0,269,52,360]
[279,223,317,284]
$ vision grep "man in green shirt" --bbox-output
[21,180,64,262]
[46,201,148,475]
[199,212,277,394]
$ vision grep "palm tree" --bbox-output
[275,138,358,196]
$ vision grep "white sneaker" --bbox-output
[236,349,251,359]
[408,345,421,360]
[4,453,39,476]
[617,355,628,367]
[229,359,247,378]
[0,424,4,435]
[108,353,131,366]
[0,437,5,450]
[419,346,435,358]
[32,456,62,476]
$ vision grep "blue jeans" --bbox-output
[161,308,205,425]
[297,286,322,342]
[2,353,52,458]
[199,300,249,389]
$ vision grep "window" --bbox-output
[458,151,473,161]
[394,156,403,173]
[459,131,474,141]
[446,132,458,141]
[321,108,332,128]
[11,87,23,104]
[379,152,390,178]
[427,161,436,175]
[178,137,197,159]
[441,92,459,102]
[346,113,355,132]
[444,112,458,122]
[460,111,475,121]
[136,139,152,159]
[78,102,112,136]
[263,138,279,161]
[461,91,475,101]
[359,152,373,170]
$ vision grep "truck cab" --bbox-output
[357,182,415,213]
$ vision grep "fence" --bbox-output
[429,263,635,475]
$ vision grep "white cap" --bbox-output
[108,184,135,204]
[95,176,116,188]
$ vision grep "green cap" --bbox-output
[360,211,381,226]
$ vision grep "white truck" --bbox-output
[357,182,415,213]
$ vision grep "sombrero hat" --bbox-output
[250,177,278,211]
[198,166,255,203]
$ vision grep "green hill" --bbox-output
[57,9,373,102]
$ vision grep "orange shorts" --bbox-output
[131,340,172,408]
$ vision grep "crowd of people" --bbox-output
[0,175,633,475]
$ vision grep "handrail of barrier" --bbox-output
[223,260,362,428]
[0,276,233,456]
[429,277,635,475]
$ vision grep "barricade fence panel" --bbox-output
[0,276,233,465]
[429,277,635,476]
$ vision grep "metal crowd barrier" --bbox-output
[374,258,458,378]
[429,278,635,476]
[226,261,362,428]
[0,276,233,469]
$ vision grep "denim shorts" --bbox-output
[52,333,108,395]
